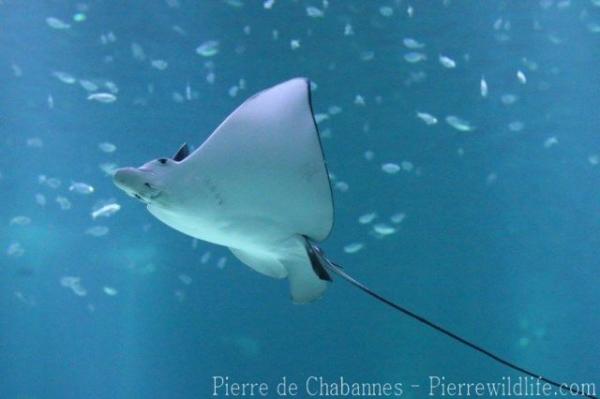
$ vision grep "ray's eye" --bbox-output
[158,158,167,164]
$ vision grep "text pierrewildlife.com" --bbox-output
[212,375,596,397]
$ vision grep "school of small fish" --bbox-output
[2,0,598,315]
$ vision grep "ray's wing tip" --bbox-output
[287,76,309,83]
[281,76,311,90]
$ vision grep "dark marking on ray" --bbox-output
[304,78,335,241]
[173,143,190,162]
[304,240,332,282]
[203,177,224,206]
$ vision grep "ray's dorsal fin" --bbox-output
[173,143,190,162]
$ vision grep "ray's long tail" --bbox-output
[309,244,597,399]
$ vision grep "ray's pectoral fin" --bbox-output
[283,258,329,304]
[280,238,331,304]
[229,237,331,304]
[229,247,288,279]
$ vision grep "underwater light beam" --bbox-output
[113,78,597,399]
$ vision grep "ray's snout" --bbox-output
[113,167,139,192]
[113,167,161,202]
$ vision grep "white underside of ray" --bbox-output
[146,78,333,303]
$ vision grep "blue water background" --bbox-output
[1,1,599,398]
